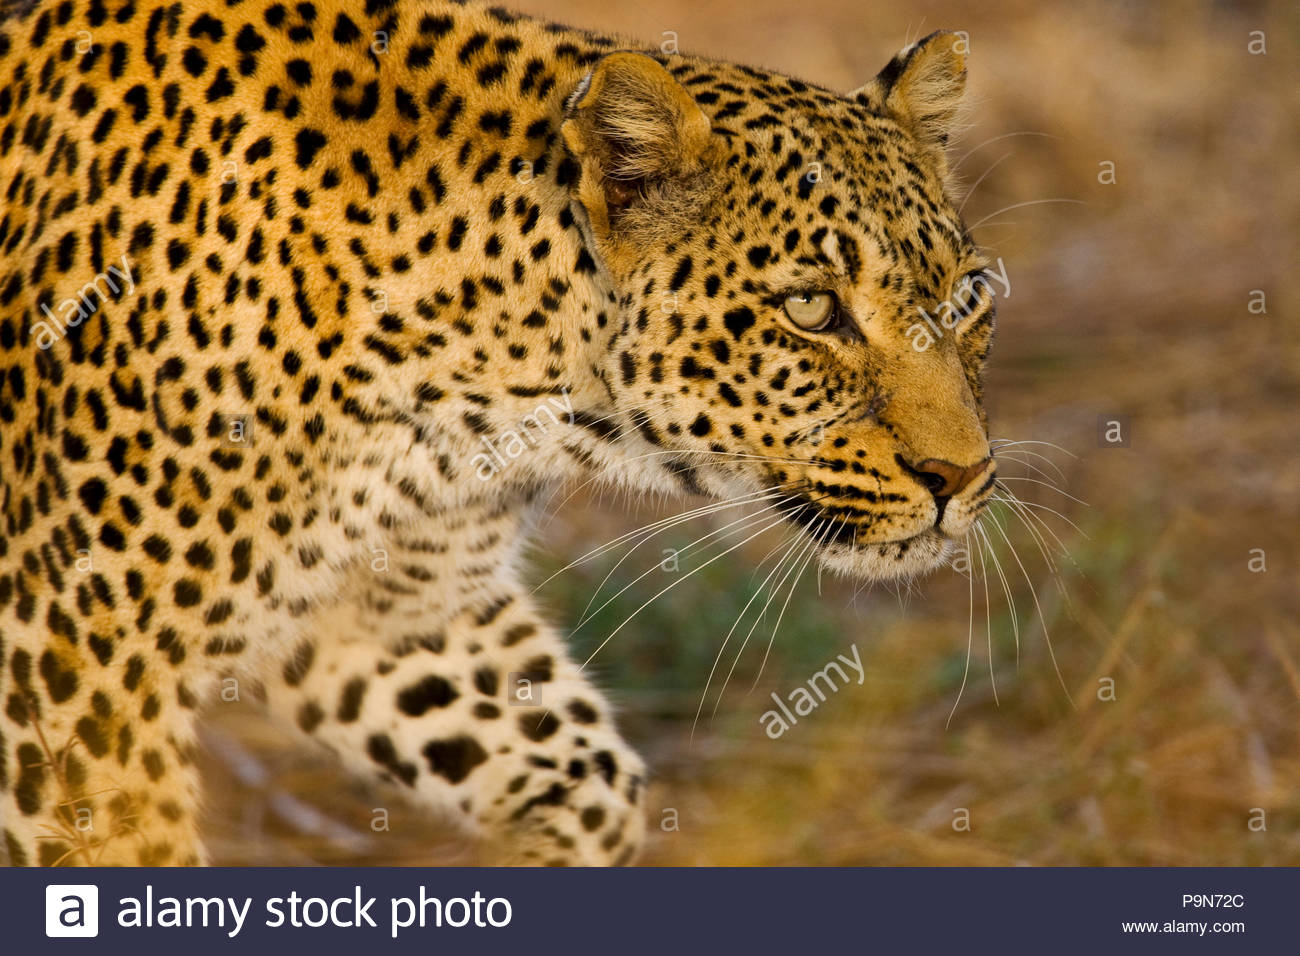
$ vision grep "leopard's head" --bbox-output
[563,33,996,580]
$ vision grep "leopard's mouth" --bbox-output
[774,492,959,581]
[816,528,954,581]
[773,493,868,548]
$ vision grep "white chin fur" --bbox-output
[816,531,953,582]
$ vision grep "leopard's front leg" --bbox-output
[267,594,646,866]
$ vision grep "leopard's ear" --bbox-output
[851,31,967,156]
[561,52,713,234]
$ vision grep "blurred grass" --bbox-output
[203,0,1300,865]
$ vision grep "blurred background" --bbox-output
[205,0,1299,865]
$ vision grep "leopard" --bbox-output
[0,0,999,866]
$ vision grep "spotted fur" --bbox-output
[0,0,997,866]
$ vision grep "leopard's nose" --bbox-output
[903,456,992,498]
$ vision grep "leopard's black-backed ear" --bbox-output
[561,52,713,235]
[852,31,967,157]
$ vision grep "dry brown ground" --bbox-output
[204,0,1299,865]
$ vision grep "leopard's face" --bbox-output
[565,36,996,580]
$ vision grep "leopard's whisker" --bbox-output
[995,489,1088,539]
[974,524,998,707]
[977,519,1020,667]
[997,498,1076,565]
[532,483,796,592]
[995,492,1088,591]
[946,530,978,729]
[746,516,842,695]
[984,508,1075,707]
[951,130,1058,173]
[957,150,1013,214]
[989,450,1065,485]
[989,437,1078,460]
[691,516,815,742]
[714,519,822,716]
[571,498,791,634]
[577,510,794,673]
[988,495,1060,579]
[570,495,791,629]
[746,520,809,588]
[996,475,1089,506]
[989,441,1068,481]
[537,435,837,536]
[537,443,815,523]
[968,197,1086,231]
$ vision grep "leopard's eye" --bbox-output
[783,292,836,331]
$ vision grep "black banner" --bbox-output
[12,867,1293,953]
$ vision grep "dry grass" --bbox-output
[204,0,1300,865]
